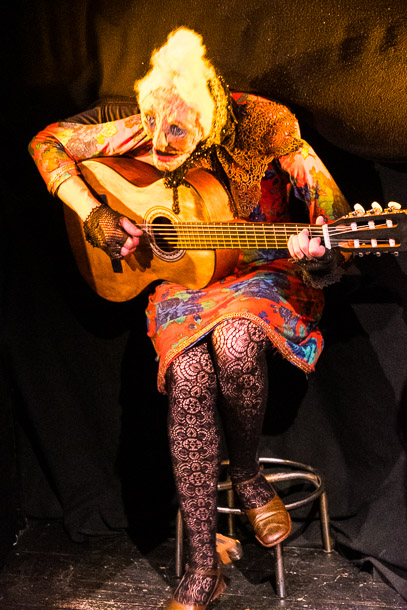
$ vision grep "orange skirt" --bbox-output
[146,255,325,393]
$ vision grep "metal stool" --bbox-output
[175,457,332,598]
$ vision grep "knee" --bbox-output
[166,342,217,393]
[211,318,269,363]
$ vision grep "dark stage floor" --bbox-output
[0,519,406,610]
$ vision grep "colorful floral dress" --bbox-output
[29,93,349,392]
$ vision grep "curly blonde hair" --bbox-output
[135,27,216,139]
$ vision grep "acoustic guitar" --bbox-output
[63,157,406,302]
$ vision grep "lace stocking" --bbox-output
[211,318,275,508]
[166,343,221,605]
[233,471,276,509]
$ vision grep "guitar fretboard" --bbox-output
[145,222,327,250]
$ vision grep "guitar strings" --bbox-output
[134,222,395,249]
[136,223,389,235]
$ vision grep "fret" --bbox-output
[262,223,267,249]
[227,223,233,248]
[251,223,259,248]
[283,225,289,246]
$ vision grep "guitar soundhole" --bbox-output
[149,215,185,262]
[151,216,177,252]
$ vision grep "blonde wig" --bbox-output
[135,28,217,139]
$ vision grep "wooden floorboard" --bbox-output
[0,520,405,610]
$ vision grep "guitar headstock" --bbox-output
[328,202,406,256]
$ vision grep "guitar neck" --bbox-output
[148,222,325,250]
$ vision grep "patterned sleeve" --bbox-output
[28,114,146,195]
[277,139,350,222]
[278,140,352,287]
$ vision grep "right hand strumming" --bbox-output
[83,204,143,261]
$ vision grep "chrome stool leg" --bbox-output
[274,542,286,598]
[175,509,183,578]
[319,490,333,552]
[226,479,237,538]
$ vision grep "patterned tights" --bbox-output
[166,318,274,604]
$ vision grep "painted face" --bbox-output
[140,90,204,171]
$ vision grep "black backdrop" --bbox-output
[1,0,407,600]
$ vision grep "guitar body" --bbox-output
[64,157,240,302]
[64,156,406,302]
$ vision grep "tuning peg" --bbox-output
[388,201,402,211]
[371,201,383,213]
[353,203,365,215]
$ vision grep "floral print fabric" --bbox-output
[148,253,325,392]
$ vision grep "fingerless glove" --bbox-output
[83,205,128,260]
[292,248,348,288]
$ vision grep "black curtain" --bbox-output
[2,0,406,599]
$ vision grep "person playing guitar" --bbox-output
[29,27,351,610]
